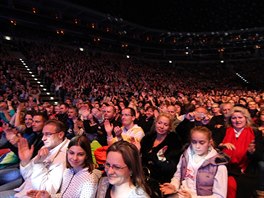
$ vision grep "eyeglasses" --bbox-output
[104,162,127,171]
[42,131,61,137]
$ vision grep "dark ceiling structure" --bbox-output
[1,0,264,64]
[72,0,264,33]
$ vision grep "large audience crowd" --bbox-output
[0,41,264,198]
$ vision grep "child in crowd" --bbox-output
[160,126,228,198]
[27,135,102,198]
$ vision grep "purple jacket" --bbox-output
[180,150,229,196]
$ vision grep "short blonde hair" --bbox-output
[226,106,253,127]
[155,112,173,132]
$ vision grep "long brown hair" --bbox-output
[66,136,94,173]
[107,141,151,196]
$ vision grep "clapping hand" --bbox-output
[18,137,34,167]
[104,120,114,136]
[114,126,122,138]
[27,190,51,198]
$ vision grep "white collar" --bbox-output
[234,128,244,138]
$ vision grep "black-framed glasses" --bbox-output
[104,162,127,171]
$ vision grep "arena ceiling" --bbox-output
[2,0,264,34]
[69,0,264,33]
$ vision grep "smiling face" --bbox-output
[42,124,64,150]
[231,112,247,131]
[24,114,33,128]
[105,151,131,187]
[67,145,86,171]
[155,115,171,135]
[145,107,154,118]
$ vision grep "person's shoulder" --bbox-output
[91,169,103,181]
[129,187,150,198]
[209,148,230,165]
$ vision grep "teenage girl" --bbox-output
[160,126,228,198]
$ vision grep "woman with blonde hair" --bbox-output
[140,113,183,197]
[219,106,262,198]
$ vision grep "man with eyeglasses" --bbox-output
[1,120,70,197]
[105,107,144,146]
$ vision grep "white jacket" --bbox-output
[15,138,70,198]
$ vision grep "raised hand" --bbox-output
[81,109,90,119]
[6,129,20,146]
[114,126,122,138]
[18,137,34,166]
[104,120,114,136]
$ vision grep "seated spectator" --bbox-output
[160,126,228,198]
[96,141,151,197]
[66,106,84,139]
[136,105,155,134]
[208,102,233,147]
[27,135,102,198]
[248,100,259,120]
[211,103,221,117]
[140,113,182,194]
[0,101,15,124]
[176,106,211,146]
[0,112,47,191]
[255,108,264,197]
[219,106,262,198]
[0,120,70,197]
[57,103,69,128]
[105,107,144,146]
[167,105,182,132]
